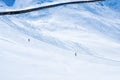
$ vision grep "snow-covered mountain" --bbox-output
[0,0,120,80]
[0,0,8,8]
[104,0,120,11]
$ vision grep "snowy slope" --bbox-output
[103,0,120,11]
[0,0,120,80]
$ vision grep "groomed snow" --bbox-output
[0,0,120,80]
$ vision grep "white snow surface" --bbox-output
[0,0,120,80]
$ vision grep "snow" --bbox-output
[103,0,120,12]
[0,0,120,80]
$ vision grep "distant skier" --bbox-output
[75,52,77,56]
[28,38,30,42]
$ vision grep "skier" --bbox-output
[28,38,30,42]
[75,52,77,56]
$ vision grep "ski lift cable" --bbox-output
[0,0,104,15]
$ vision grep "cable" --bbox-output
[0,0,104,15]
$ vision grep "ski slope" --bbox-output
[0,0,120,80]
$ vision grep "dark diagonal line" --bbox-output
[0,0,104,15]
